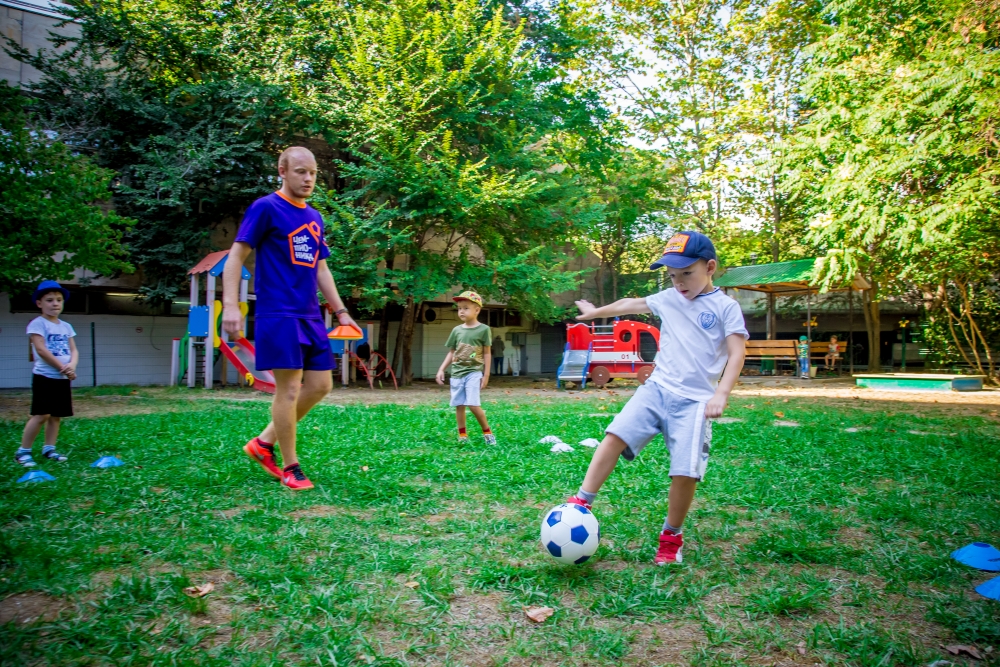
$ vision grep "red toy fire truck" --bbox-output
[557,319,660,388]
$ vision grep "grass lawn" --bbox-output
[1,391,999,666]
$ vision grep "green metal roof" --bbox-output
[714,258,819,293]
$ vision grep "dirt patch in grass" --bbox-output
[286,504,374,520]
[0,592,67,625]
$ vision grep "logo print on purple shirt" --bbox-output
[288,221,322,268]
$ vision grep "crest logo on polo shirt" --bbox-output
[288,221,322,268]
[698,312,717,329]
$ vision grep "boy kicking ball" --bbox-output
[436,291,496,445]
[565,231,747,565]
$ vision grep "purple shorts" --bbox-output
[254,317,335,371]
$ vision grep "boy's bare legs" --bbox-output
[666,476,698,528]
[44,416,61,446]
[580,433,628,494]
[455,405,467,432]
[260,369,332,467]
[21,414,48,449]
[468,406,490,431]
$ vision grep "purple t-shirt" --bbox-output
[235,191,330,319]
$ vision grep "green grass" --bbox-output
[1,393,999,666]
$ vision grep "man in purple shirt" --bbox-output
[222,146,358,491]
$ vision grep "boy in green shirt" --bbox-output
[436,291,496,444]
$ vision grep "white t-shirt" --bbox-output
[27,316,77,379]
[645,287,749,402]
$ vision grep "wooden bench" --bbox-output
[744,340,843,374]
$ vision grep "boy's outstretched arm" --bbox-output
[575,298,650,320]
[705,334,746,418]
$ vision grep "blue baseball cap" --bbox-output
[32,280,69,302]
[649,231,717,269]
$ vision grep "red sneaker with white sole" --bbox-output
[565,496,592,511]
[244,437,281,480]
[654,531,683,565]
[281,463,314,491]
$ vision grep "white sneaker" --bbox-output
[14,452,36,467]
[484,434,497,445]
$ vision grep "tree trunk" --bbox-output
[595,260,606,305]
[771,174,780,263]
[861,286,881,372]
[378,254,394,356]
[397,296,417,386]
[611,263,619,302]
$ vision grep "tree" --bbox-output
[306,0,600,383]
[788,0,1000,373]
[0,82,132,294]
[7,0,312,302]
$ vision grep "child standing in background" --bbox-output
[436,291,496,445]
[16,281,77,467]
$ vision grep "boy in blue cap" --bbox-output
[565,231,748,565]
[16,280,77,467]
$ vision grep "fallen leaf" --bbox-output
[782,398,789,403]
[796,642,807,656]
[524,606,554,623]
[404,581,419,589]
[746,404,755,409]
[943,645,983,660]
[183,582,214,598]
[361,466,369,472]
[773,411,785,418]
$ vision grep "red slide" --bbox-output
[219,337,276,394]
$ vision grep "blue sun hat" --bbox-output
[32,280,70,302]
[976,576,1000,601]
[951,542,1000,572]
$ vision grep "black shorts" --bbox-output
[30,374,74,417]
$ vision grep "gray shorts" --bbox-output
[606,381,712,480]
[450,371,482,407]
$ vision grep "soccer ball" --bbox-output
[540,503,600,565]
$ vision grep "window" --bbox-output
[639,331,658,362]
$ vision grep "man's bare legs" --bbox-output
[259,369,332,467]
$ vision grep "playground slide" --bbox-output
[219,337,276,394]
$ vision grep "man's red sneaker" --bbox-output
[565,496,592,511]
[281,463,314,491]
[654,531,684,565]
[244,437,281,480]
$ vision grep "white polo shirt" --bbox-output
[645,287,748,402]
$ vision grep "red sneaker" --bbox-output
[281,463,314,491]
[565,496,592,511]
[243,438,281,480]
[654,531,683,565]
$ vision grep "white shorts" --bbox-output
[450,371,483,407]
[605,381,712,480]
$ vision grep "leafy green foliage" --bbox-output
[0,82,133,293]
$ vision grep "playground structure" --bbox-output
[557,319,660,388]
[169,251,399,392]
[326,317,398,390]
[170,251,276,393]
[854,373,984,392]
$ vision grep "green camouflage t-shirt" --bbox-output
[445,323,492,378]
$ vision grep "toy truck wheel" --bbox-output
[637,366,652,384]
[591,366,611,387]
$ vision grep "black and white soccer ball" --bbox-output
[540,503,600,565]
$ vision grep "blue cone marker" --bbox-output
[91,456,125,468]
[17,470,55,483]
[952,542,1000,572]
[976,576,1000,601]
